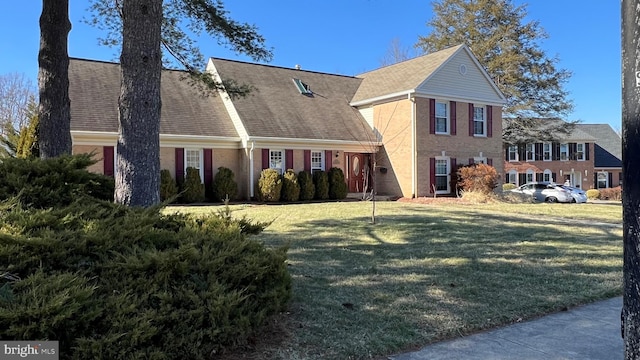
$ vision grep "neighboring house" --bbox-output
[503,120,596,189]
[69,44,506,199]
[576,124,622,189]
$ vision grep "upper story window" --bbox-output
[311,151,324,173]
[543,143,551,161]
[435,101,448,134]
[576,143,585,161]
[270,150,284,174]
[473,106,485,136]
[508,145,518,162]
[560,143,569,161]
[185,148,203,182]
[525,144,535,161]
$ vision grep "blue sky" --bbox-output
[0,1,621,130]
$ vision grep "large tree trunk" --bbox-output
[114,0,162,207]
[622,1,640,358]
[38,0,72,158]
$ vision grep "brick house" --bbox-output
[69,44,506,199]
[577,124,622,189]
[503,122,596,189]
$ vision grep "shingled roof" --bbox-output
[68,58,239,138]
[351,45,463,103]
[576,124,622,168]
[209,58,375,142]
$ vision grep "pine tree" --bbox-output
[416,0,575,144]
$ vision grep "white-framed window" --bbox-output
[560,143,569,161]
[435,157,450,193]
[525,144,534,161]
[543,169,553,182]
[508,170,517,185]
[508,145,518,162]
[526,169,534,183]
[473,106,486,136]
[185,148,203,182]
[435,101,448,134]
[543,143,552,161]
[270,150,284,174]
[597,172,609,189]
[311,150,324,173]
[473,157,487,164]
[576,143,585,161]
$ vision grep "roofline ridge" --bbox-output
[208,57,358,79]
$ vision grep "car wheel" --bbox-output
[571,198,576,203]
[546,196,558,203]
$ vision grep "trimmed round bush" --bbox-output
[586,189,600,200]
[328,167,348,200]
[182,167,205,203]
[298,171,315,201]
[159,169,178,202]
[212,166,238,202]
[313,170,329,200]
[281,169,300,202]
[257,168,282,202]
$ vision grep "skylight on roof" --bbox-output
[292,78,312,95]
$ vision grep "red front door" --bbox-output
[348,153,365,192]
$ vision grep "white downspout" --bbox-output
[410,94,417,198]
[249,141,255,199]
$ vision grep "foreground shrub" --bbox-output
[212,166,238,202]
[159,169,178,202]
[328,167,348,200]
[182,167,205,203]
[281,169,300,202]
[298,171,315,201]
[457,163,499,194]
[313,170,329,200]
[599,186,621,201]
[0,153,113,208]
[257,169,282,202]
[502,183,517,191]
[0,200,291,359]
[586,189,600,200]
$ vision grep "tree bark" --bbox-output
[38,0,72,158]
[621,1,640,358]
[114,0,162,207]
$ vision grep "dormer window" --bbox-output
[293,78,312,95]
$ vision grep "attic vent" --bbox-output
[293,78,312,95]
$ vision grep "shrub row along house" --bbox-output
[69,44,619,199]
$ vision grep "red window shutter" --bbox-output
[468,103,474,136]
[103,146,114,177]
[203,148,213,190]
[286,149,293,171]
[325,150,332,170]
[450,101,457,135]
[429,98,436,134]
[487,158,493,166]
[486,105,493,137]
[304,150,311,172]
[450,158,457,193]
[429,157,436,193]
[262,149,269,169]
[175,148,184,183]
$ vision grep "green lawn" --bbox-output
[166,201,622,360]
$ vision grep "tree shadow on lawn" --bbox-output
[253,210,622,359]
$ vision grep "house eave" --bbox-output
[244,136,381,152]
[350,90,415,107]
[71,130,243,149]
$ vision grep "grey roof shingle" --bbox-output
[351,45,463,103]
[69,58,239,138]
[210,58,376,142]
[576,124,622,168]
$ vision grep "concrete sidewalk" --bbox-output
[389,297,623,360]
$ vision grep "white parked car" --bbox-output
[510,182,573,203]
[560,185,588,203]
